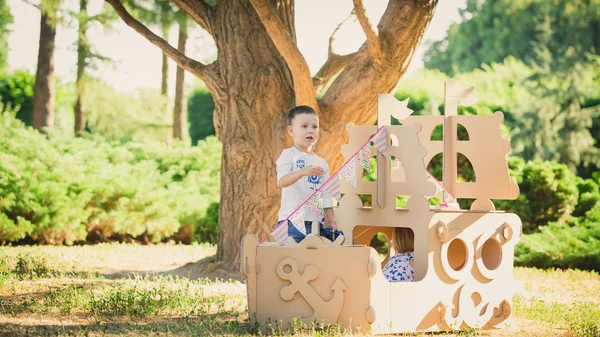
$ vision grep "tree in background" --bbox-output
[0,0,13,73]
[72,0,116,136]
[123,0,192,140]
[32,0,60,132]
[424,0,600,76]
[172,15,187,140]
[424,0,600,176]
[157,0,174,97]
[106,0,439,270]
[73,0,88,136]
[508,14,600,174]
[123,0,177,97]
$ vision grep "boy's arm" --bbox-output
[279,166,324,187]
[321,162,336,230]
[323,208,337,231]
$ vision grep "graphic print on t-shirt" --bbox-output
[307,174,321,190]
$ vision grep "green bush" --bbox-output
[0,114,221,245]
[187,84,215,145]
[0,70,75,133]
[83,81,171,142]
[573,176,600,218]
[515,203,600,271]
[194,201,219,244]
[496,159,578,233]
[0,70,35,125]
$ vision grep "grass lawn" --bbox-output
[0,244,598,336]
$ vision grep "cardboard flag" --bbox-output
[372,128,387,157]
[340,158,357,187]
[323,174,341,201]
[442,191,460,209]
[393,157,402,170]
[288,206,306,234]
[272,221,288,245]
[358,145,371,171]
[306,191,324,217]
[425,172,444,200]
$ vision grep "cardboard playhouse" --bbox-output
[241,80,522,334]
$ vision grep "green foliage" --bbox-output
[193,201,218,244]
[424,0,600,76]
[83,80,171,142]
[515,203,600,272]
[513,56,600,172]
[0,70,35,124]
[0,0,12,72]
[0,70,75,133]
[573,177,600,218]
[421,0,600,173]
[398,57,600,175]
[497,160,578,233]
[188,84,215,145]
[0,114,221,245]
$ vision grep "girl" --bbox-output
[382,227,414,282]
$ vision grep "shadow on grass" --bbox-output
[0,316,256,336]
[102,255,245,283]
[8,254,245,283]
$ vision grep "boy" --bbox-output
[276,105,338,243]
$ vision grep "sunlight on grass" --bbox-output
[0,245,599,336]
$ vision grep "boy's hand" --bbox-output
[301,165,324,177]
[326,220,337,231]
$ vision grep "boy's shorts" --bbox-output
[280,220,343,243]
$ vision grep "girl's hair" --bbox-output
[287,105,317,125]
[393,227,414,253]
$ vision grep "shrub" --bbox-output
[0,114,221,245]
[515,203,600,271]
[188,84,215,145]
[573,176,600,218]
[496,160,578,233]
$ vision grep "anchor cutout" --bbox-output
[277,258,346,326]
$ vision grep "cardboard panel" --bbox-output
[244,81,523,334]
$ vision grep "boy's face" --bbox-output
[287,113,319,151]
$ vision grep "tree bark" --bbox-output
[173,20,187,140]
[161,23,169,96]
[32,0,57,133]
[74,0,88,136]
[210,0,296,270]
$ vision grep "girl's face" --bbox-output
[288,113,319,152]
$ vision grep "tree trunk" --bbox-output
[108,0,438,271]
[173,20,187,140]
[74,0,87,136]
[32,0,56,133]
[212,0,296,270]
[161,24,170,96]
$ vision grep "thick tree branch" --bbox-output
[170,0,213,35]
[313,11,358,95]
[105,0,213,82]
[312,53,356,95]
[249,0,316,108]
[319,0,438,130]
[353,0,383,61]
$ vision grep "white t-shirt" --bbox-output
[276,147,334,222]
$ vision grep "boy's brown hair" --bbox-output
[287,105,318,125]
